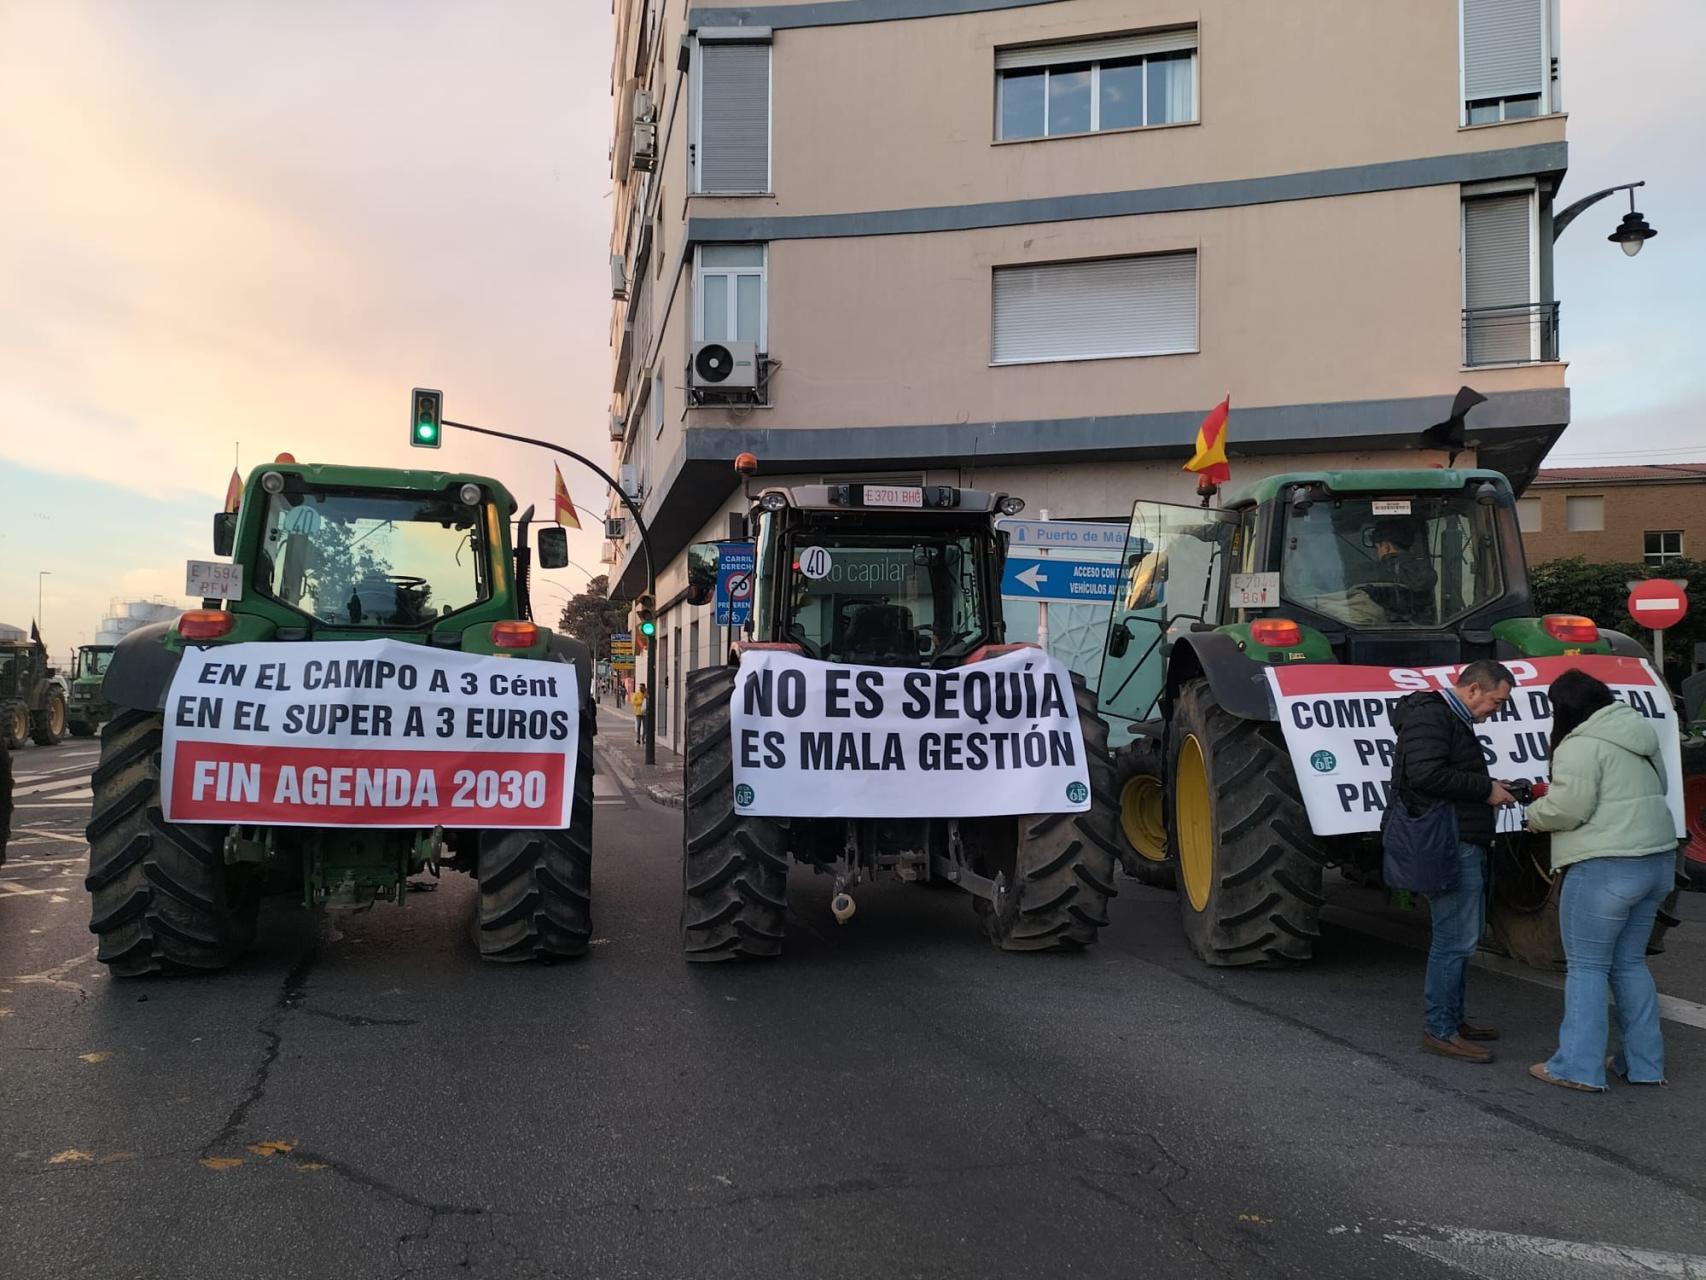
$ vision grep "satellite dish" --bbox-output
[694,343,734,384]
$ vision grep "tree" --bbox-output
[1530,555,1704,687]
[557,574,630,656]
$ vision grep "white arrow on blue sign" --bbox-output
[1000,556,1120,602]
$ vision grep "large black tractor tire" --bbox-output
[1110,731,1175,890]
[69,719,98,738]
[985,674,1122,952]
[681,665,790,962]
[1488,837,1686,968]
[84,710,259,976]
[5,701,30,750]
[31,689,66,746]
[475,712,594,962]
[1167,678,1327,966]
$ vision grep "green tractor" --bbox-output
[0,638,69,749]
[1097,467,1669,968]
[85,461,595,976]
[66,644,117,738]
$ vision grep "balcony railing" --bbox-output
[1463,301,1560,367]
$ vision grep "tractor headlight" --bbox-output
[998,495,1026,516]
[760,491,788,512]
[459,483,483,506]
[260,471,285,494]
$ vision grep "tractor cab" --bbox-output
[700,481,1023,669]
[1097,469,1601,729]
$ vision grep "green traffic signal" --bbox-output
[639,618,656,638]
[410,387,443,449]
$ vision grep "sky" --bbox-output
[1,1,1703,655]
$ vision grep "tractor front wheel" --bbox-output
[474,712,594,962]
[985,674,1122,952]
[5,703,28,750]
[1167,678,1326,966]
[681,665,790,962]
[1111,733,1174,889]
[84,710,259,976]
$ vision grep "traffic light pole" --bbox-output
[442,419,659,765]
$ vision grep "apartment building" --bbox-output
[606,0,1573,753]
[1520,464,1706,566]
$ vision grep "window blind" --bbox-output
[996,27,1197,71]
[992,253,1197,364]
[698,43,769,193]
[1463,194,1531,309]
[1463,0,1544,100]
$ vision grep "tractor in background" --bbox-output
[66,643,117,737]
[0,636,69,749]
[1097,468,1684,968]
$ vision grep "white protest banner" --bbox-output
[160,639,580,829]
[1265,655,1685,838]
[730,648,1090,818]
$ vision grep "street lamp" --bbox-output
[1553,180,1657,255]
[37,570,50,633]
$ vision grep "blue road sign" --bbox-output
[715,543,757,626]
[995,519,1128,551]
[1000,556,1120,602]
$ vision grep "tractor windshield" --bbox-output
[257,490,489,628]
[79,649,113,677]
[1280,493,1504,628]
[783,533,987,665]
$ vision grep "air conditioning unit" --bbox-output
[609,254,628,301]
[631,121,657,172]
[632,89,655,124]
[609,413,626,441]
[604,517,626,540]
[620,463,642,500]
[689,340,759,392]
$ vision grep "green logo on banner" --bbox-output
[1310,750,1337,773]
[735,784,755,807]
[1065,781,1089,804]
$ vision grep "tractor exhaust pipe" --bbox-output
[830,891,857,925]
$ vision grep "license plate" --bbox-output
[186,559,244,601]
[862,485,922,508]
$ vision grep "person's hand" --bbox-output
[1488,781,1517,806]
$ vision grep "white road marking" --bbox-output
[0,882,49,897]
[12,777,93,798]
[1323,904,1706,1032]
[12,829,85,846]
[1387,1224,1706,1278]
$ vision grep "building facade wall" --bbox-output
[607,0,1572,754]
[1522,482,1706,565]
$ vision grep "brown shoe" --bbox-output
[1458,1019,1500,1042]
[1423,1033,1494,1063]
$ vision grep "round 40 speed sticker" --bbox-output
[796,546,833,580]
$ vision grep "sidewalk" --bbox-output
[594,701,684,808]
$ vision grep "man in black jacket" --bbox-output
[1391,659,1517,1063]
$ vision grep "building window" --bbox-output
[693,39,770,193]
[694,244,766,348]
[995,29,1197,141]
[1516,496,1542,532]
[1462,0,1558,124]
[1564,495,1603,532]
[992,252,1197,365]
[1462,189,1554,365]
[1646,531,1683,565]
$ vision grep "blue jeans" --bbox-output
[1423,843,1488,1041]
[1545,852,1673,1089]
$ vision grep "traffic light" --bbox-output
[410,387,443,448]
[635,593,656,649]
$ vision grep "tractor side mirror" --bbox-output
[536,526,569,569]
[1108,621,1133,659]
[685,541,719,607]
[213,512,236,557]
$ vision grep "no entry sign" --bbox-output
[1628,579,1689,631]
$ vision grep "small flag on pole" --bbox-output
[1183,396,1232,487]
[223,468,243,514]
[553,464,582,529]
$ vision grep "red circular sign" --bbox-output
[1627,579,1689,631]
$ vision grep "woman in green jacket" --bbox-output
[1525,668,1677,1091]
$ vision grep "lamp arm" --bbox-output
[1552,181,1644,242]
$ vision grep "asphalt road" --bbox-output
[4,711,1706,1280]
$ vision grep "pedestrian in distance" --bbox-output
[630,682,648,744]
[1524,668,1677,1091]
[1389,659,1519,1063]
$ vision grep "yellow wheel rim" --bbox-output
[1119,773,1167,862]
[1176,735,1215,913]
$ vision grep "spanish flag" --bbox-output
[223,468,243,514]
[553,464,582,529]
[1183,396,1231,486]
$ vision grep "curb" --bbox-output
[645,783,684,809]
